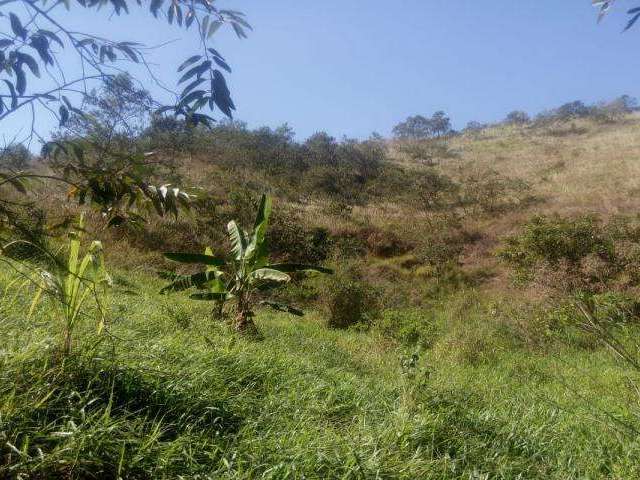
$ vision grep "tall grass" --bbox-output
[1,268,639,478]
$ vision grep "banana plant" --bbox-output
[161,194,332,332]
[20,214,112,356]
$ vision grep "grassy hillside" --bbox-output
[3,115,640,478]
[2,269,639,478]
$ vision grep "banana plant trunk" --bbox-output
[234,293,256,332]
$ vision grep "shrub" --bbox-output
[459,170,534,214]
[505,110,530,125]
[360,227,413,258]
[375,309,438,349]
[392,111,452,139]
[397,139,457,166]
[580,291,640,326]
[0,143,32,170]
[497,214,634,293]
[269,209,333,263]
[464,121,486,132]
[323,264,380,329]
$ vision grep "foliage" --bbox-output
[375,308,438,349]
[463,121,487,132]
[505,110,530,125]
[323,263,380,329]
[458,170,533,214]
[396,139,457,166]
[392,111,452,139]
[594,1,640,31]
[498,214,619,290]
[15,214,111,356]
[161,194,332,332]
[47,141,195,227]
[0,143,32,170]
[0,0,249,137]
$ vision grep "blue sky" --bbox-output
[3,0,639,143]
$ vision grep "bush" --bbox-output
[496,214,640,293]
[268,208,333,263]
[323,264,380,329]
[360,227,413,258]
[505,110,530,125]
[397,139,457,166]
[0,143,32,170]
[458,170,534,214]
[375,309,438,349]
[580,291,640,326]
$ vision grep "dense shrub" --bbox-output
[360,227,413,258]
[0,143,32,170]
[505,110,530,125]
[375,309,438,348]
[268,209,333,263]
[323,264,380,329]
[458,170,534,214]
[499,215,613,276]
[496,214,640,293]
[396,139,457,166]
[392,111,452,139]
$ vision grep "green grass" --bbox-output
[1,269,639,479]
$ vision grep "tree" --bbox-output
[392,115,431,139]
[0,143,32,170]
[613,94,639,113]
[555,101,591,120]
[44,74,195,228]
[392,112,452,139]
[464,121,486,132]
[0,0,250,145]
[429,110,452,137]
[0,1,251,234]
[505,110,530,125]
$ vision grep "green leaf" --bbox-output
[178,60,211,84]
[245,194,271,262]
[207,20,223,38]
[59,105,69,126]
[9,13,26,40]
[177,54,202,72]
[160,270,217,293]
[251,268,290,283]
[19,53,40,78]
[15,67,26,95]
[164,252,226,266]
[150,0,163,17]
[4,80,17,109]
[227,220,246,260]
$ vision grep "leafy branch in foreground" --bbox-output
[0,0,250,145]
[593,1,640,30]
[161,194,333,333]
[4,213,111,356]
[44,138,196,227]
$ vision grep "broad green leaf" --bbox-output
[250,268,290,283]
[227,220,246,260]
[245,194,271,262]
[164,252,226,266]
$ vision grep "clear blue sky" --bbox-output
[3,0,639,142]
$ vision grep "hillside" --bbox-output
[3,115,640,478]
